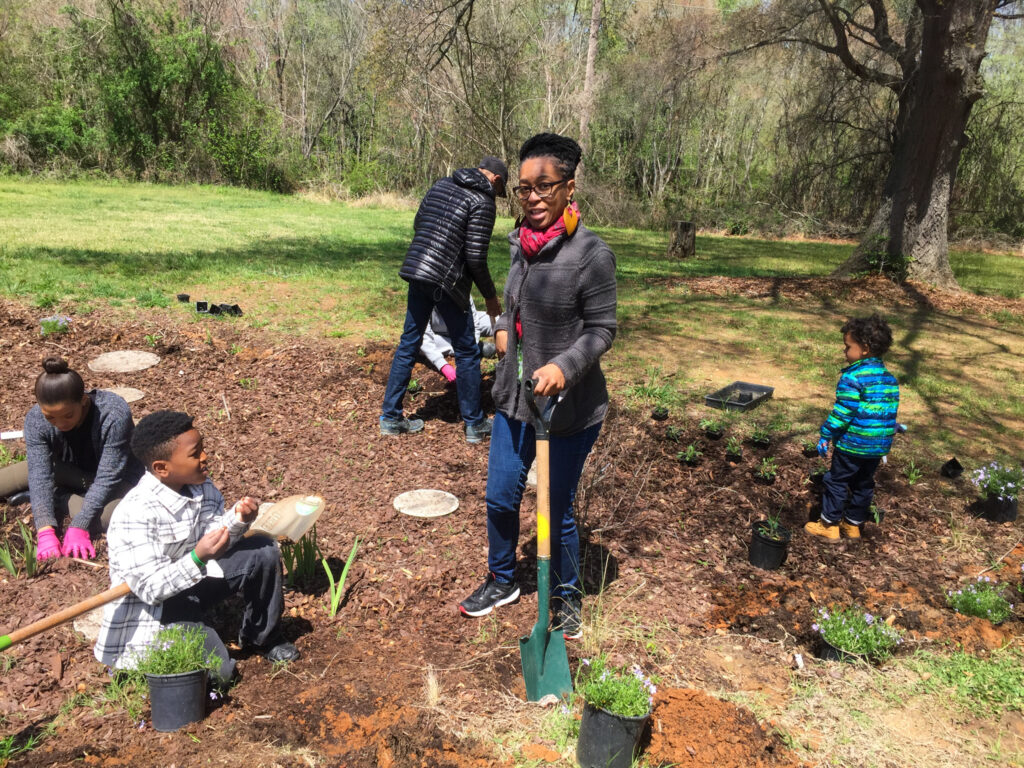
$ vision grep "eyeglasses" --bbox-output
[512,177,569,201]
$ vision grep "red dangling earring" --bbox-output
[563,198,579,236]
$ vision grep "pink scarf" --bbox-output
[519,201,580,261]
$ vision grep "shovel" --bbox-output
[0,495,326,652]
[519,379,572,701]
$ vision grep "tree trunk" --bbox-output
[832,0,997,289]
[577,0,601,181]
[667,221,696,259]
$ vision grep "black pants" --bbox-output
[160,536,285,684]
[822,449,882,525]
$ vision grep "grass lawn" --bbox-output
[2,178,1022,464]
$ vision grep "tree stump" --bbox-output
[667,221,696,259]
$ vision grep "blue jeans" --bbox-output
[381,281,484,427]
[485,411,601,599]
[822,449,882,525]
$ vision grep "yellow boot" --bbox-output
[804,520,841,543]
[839,521,862,540]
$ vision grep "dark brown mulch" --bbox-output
[0,297,1019,766]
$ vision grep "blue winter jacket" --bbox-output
[820,358,900,457]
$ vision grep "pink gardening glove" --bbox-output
[62,527,96,559]
[36,528,63,561]
[440,364,457,384]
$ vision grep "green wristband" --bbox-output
[190,549,206,568]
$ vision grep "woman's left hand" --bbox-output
[531,364,566,396]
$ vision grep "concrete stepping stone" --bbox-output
[88,351,160,373]
[393,489,459,518]
[106,387,145,403]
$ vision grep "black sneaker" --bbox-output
[459,573,520,617]
[380,416,424,436]
[466,418,493,444]
[552,595,583,640]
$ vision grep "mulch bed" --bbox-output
[1,295,1020,767]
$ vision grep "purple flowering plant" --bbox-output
[970,461,1023,502]
[39,315,71,336]
[812,605,904,661]
[130,624,222,677]
[946,576,1013,624]
[575,656,657,718]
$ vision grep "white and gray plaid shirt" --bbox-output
[93,471,249,668]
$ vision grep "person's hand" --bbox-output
[532,364,566,397]
[36,527,62,561]
[233,496,260,523]
[195,526,231,562]
[495,330,508,359]
[440,364,457,384]
[485,295,502,319]
[817,438,829,457]
[62,527,96,559]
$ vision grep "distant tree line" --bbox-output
[1,0,1022,245]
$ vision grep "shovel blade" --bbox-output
[519,621,572,701]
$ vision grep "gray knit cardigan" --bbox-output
[492,224,617,435]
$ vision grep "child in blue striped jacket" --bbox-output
[807,314,900,542]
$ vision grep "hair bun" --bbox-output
[42,356,70,375]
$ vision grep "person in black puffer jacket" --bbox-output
[381,157,508,443]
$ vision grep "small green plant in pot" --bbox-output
[575,656,656,768]
[664,425,683,443]
[969,461,1022,522]
[801,439,819,458]
[754,456,778,484]
[812,605,904,663]
[700,417,724,440]
[725,436,743,462]
[677,443,702,466]
[749,512,791,570]
[749,426,771,448]
[946,576,1014,624]
[131,624,222,732]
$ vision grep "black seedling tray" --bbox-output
[704,381,774,412]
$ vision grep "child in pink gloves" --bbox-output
[0,357,143,560]
[419,297,498,384]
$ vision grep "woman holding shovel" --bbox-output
[458,133,617,640]
[0,357,143,560]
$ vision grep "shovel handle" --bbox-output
[523,379,556,439]
[0,582,130,651]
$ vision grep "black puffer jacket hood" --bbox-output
[399,168,498,309]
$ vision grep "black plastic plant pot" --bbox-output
[940,457,964,479]
[576,702,650,768]
[970,494,1018,523]
[749,521,790,570]
[809,471,826,489]
[683,458,701,467]
[802,446,819,458]
[651,407,669,421]
[146,670,207,732]
[754,474,777,486]
[726,452,743,463]
[816,640,861,664]
[705,429,724,440]
[195,300,209,313]
[751,437,771,449]
[176,293,190,302]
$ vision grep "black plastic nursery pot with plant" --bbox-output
[576,702,650,768]
[970,494,1018,523]
[146,670,208,731]
[651,407,669,421]
[748,521,790,570]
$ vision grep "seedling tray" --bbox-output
[705,381,774,412]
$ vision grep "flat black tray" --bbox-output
[705,381,774,412]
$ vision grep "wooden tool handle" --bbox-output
[0,582,130,650]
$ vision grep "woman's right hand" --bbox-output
[195,526,231,562]
[495,329,508,359]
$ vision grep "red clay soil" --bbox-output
[1,292,1022,767]
[646,687,804,768]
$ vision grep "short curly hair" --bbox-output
[519,133,583,178]
[131,410,195,468]
[841,314,893,357]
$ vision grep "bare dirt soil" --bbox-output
[1,294,1021,767]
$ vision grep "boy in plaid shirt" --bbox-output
[806,315,900,542]
[94,411,297,682]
